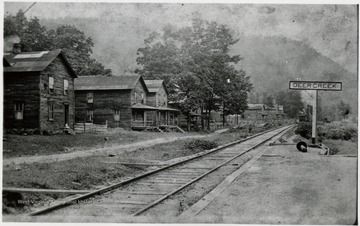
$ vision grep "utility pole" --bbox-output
[311,90,318,144]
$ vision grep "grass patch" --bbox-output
[294,121,357,155]
[3,130,193,158]
[295,121,357,142]
[322,139,357,156]
[184,139,218,152]
[3,156,145,190]
[3,155,147,214]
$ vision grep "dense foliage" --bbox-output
[294,122,312,139]
[274,91,304,118]
[4,10,111,76]
[295,122,357,142]
[184,139,218,151]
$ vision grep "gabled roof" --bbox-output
[75,75,149,92]
[3,49,77,78]
[144,80,168,94]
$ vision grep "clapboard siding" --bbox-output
[3,72,40,129]
[156,85,168,107]
[39,57,76,132]
[146,84,167,108]
[131,79,147,105]
[147,93,156,107]
[75,90,132,128]
[4,54,76,133]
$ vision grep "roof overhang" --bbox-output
[132,103,157,110]
[157,106,180,112]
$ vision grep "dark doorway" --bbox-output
[64,104,69,126]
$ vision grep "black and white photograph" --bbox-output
[1,0,358,224]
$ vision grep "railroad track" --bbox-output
[29,125,293,217]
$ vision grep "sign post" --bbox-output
[289,81,342,144]
[311,90,317,144]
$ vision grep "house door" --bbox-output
[64,105,69,126]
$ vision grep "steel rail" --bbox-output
[29,125,293,216]
[132,125,291,216]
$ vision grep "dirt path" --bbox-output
[3,134,209,167]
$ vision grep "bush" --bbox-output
[184,139,218,151]
[294,122,312,139]
[319,124,357,141]
[297,121,357,142]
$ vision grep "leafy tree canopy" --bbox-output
[136,17,252,123]
[4,10,111,76]
[275,90,304,118]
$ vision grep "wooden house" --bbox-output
[242,104,269,121]
[144,80,179,128]
[3,48,77,134]
[242,104,285,121]
[168,101,202,131]
[74,75,158,130]
[267,105,285,119]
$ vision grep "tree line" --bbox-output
[4,10,111,76]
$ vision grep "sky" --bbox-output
[3,1,358,75]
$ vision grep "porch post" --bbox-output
[144,111,146,126]
[156,110,158,126]
[166,111,169,125]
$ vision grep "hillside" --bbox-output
[232,35,357,117]
[39,18,357,117]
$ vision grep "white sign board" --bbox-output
[289,81,342,91]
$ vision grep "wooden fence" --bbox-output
[74,121,108,133]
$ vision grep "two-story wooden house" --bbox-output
[3,48,77,134]
[144,80,179,128]
[242,104,269,121]
[74,75,157,129]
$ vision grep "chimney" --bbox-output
[13,43,21,54]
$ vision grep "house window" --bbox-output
[87,109,93,122]
[87,92,93,103]
[141,93,144,104]
[49,76,54,93]
[64,79,69,95]
[114,110,120,121]
[48,102,54,121]
[157,94,161,106]
[134,92,138,104]
[14,102,24,120]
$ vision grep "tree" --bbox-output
[4,10,111,76]
[337,100,351,119]
[275,90,303,118]
[136,17,252,130]
[264,95,275,108]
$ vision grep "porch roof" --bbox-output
[190,112,201,117]
[132,103,157,110]
[157,106,180,112]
